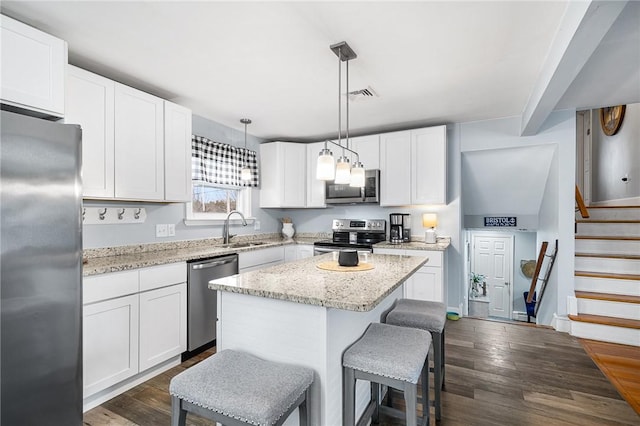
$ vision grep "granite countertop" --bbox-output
[82,233,329,276]
[208,253,429,312]
[374,236,451,251]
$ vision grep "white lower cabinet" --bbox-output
[374,248,445,303]
[284,244,314,262]
[82,262,186,407]
[139,282,187,371]
[239,246,285,273]
[83,293,139,398]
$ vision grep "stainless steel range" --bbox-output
[313,219,386,255]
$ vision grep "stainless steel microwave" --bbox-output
[325,169,380,204]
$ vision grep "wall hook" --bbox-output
[134,208,141,219]
[98,208,107,220]
[117,208,126,220]
[82,208,86,221]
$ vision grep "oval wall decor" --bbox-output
[600,105,626,136]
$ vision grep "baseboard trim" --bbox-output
[553,314,571,333]
[590,197,640,207]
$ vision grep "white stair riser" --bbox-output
[570,321,640,347]
[575,257,640,274]
[575,276,640,296]
[575,239,640,255]
[576,222,640,237]
[576,298,640,320]
[577,208,640,221]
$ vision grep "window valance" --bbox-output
[191,135,259,187]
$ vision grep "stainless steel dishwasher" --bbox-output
[185,254,238,357]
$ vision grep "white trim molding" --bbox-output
[552,313,571,333]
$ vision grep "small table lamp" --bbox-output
[422,213,437,244]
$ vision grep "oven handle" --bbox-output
[313,247,338,254]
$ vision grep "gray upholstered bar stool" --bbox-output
[385,299,447,420]
[169,349,314,426]
[343,322,431,426]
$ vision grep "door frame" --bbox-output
[469,231,515,319]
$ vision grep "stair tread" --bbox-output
[575,291,640,304]
[575,235,640,241]
[569,314,640,329]
[575,271,640,281]
[575,252,640,260]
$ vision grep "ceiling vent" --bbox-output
[348,86,378,101]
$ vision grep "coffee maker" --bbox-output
[389,213,411,244]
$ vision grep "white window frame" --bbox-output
[184,181,254,226]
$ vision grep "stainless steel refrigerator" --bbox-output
[1,110,83,424]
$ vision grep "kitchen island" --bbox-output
[209,253,429,426]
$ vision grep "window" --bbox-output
[186,182,252,221]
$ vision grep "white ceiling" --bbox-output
[2,1,638,141]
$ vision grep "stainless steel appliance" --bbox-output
[324,169,380,204]
[389,213,411,244]
[185,254,239,357]
[313,219,386,254]
[1,111,83,424]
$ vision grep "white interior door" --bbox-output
[471,233,513,319]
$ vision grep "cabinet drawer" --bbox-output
[405,250,442,267]
[83,270,138,305]
[239,247,284,270]
[139,262,186,292]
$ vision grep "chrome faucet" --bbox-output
[223,210,247,244]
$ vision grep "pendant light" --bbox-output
[240,118,252,181]
[317,41,365,186]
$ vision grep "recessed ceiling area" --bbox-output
[1,1,637,141]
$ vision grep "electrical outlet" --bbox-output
[167,224,176,236]
[156,224,168,237]
[254,220,261,231]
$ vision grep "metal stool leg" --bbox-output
[433,330,443,420]
[298,388,310,426]
[171,396,187,426]
[422,353,429,424]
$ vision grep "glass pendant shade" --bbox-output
[349,161,365,187]
[241,166,252,181]
[334,156,351,184]
[316,148,335,180]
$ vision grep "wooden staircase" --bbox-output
[570,203,640,347]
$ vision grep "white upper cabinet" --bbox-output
[66,65,115,198]
[349,134,380,170]
[411,125,447,205]
[1,14,66,118]
[260,142,306,208]
[306,142,327,208]
[380,125,447,206]
[164,101,192,202]
[380,130,412,206]
[114,83,165,201]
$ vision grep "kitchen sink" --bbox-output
[222,241,269,249]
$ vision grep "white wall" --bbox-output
[83,114,284,248]
[591,102,640,204]
[513,231,537,313]
[459,110,576,325]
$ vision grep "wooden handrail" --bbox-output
[526,241,548,303]
[576,185,590,218]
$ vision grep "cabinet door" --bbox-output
[282,143,307,207]
[1,15,65,117]
[83,294,139,397]
[164,101,192,202]
[139,283,187,371]
[114,83,164,200]
[405,267,443,302]
[411,125,447,204]
[297,245,314,259]
[306,142,326,208]
[350,134,380,170]
[66,66,115,198]
[379,131,411,206]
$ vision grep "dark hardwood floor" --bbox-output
[84,318,639,426]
